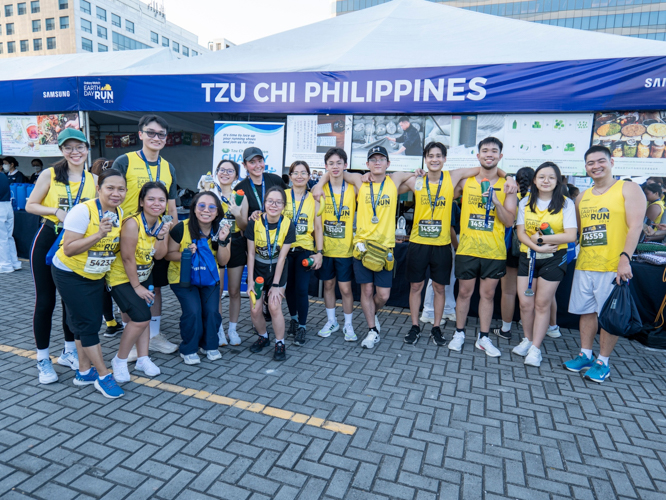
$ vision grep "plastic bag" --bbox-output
[45,230,65,265]
[598,279,642,338]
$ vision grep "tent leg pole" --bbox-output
[81,111,91,169]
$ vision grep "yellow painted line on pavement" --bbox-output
[0,344,356,435]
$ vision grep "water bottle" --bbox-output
[540,222,554,235]
[204,171,215,191]
[480,178,491,204]
[250,276,264,307]
[387,252,393,263]
[147,285,155,306]
[302,257,315,270]
[395,216,407,243]
[234,189,245,206]
[180,248,192,288]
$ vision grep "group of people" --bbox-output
[20,112,644,400]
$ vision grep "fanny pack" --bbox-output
[355,240,394,272]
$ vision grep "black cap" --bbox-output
[367,145,389,161]
[243,147,264,162]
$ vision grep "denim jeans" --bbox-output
[171,283,221,355]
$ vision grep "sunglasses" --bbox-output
[142,129,167,140]
[196,203,218,212]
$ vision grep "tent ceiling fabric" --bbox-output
[105,0,666,76]
[89,111,216,135]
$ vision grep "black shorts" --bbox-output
[352,258,392,288]
[110,280,153,323]
[406,242,452,285]
[518,248,568,282]
[150,258,170,288]
[455,255,506,281]
[506,251,520,269]
[226,233,247,269]
[254,260,288,289]
[317,256,353,283]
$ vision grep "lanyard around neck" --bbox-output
[264,214,283,268]
[328,180,346,224]
[291,189,307,224]
[425,172,443,219]
[65,172,86,210]
[138,151,161,183]
[369,178,386,220]
[250,175,265,211]
[141,212,164,238]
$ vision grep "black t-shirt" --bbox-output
[170,221,219,251]
[235,173,288,214]
[7,170,27,185]
[396,125,422,156]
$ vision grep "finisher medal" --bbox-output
[371,216,379,224]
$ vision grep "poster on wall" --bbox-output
[592,111,666,176]
[285,115,352,169]
[423,115,480,169]
[212,121,285,178]
[0,113,80,157]
[350,115,425,172]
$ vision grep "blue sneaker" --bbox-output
[73,367,99,386]
[37,359,58,385]
[94,374,124,399]
[562,353,596,373]
[57,349,79,370]
[584,360,611,383]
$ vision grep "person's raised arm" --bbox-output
[618,182,647,283]
[236,196,250,231]
[494,190,517,227]
[389,170,422,195]
[215,225,231,267]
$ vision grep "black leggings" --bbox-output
[30,224,74,350]
[103,288,114,322]
[285,249,312,326]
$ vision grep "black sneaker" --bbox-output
[288,319,298,337]
[274,342,286,361]
[404,325,421,345]
[103,323,124,338]
[294,326,307,346]
[250,335,270,353]
[430,326,446,346]
[492,327,512,340]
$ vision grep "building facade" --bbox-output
[0,0,207,59]
[208,37,235,52]
[333,0,666,41]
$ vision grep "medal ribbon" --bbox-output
[264,214,283,271]
[369,178,386,221]
[425,172,443,220]
[328,181,346,224]
[138,151,161,183]
[250,175,265,212]
[141,212,164,238]
[291,189,307,226]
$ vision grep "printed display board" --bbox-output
[0,113,80,157]
[285,115,352,169]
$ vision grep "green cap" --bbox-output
[57,128,88,147]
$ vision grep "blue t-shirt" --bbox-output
[0,172,10,202]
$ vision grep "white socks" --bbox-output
[344,312,353,326]
[37,348,49,361]
[150,316,161,339]
[229,322,237,333]
[326,308,336,323]
[275,339,284,345]
[259,332,268,339]
[598,355,610,366]
[64,341,76,353]
[501,321,512,332]
[581,348,593,359]
[114,355,127,365]
[548,324,558,331]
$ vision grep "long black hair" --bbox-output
[516,167,534,199]
[188,191,223,241]
[528,162,567,215]
[137,181,168,214]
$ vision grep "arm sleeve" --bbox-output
[111,155,129,175]
[170,222,184,244]
[168,162,178,199]
[245,220,255,241]
[284,221,297,245]
[562,198,578,229]
[395,133,406,144]
[63,203,91,233]
[516,197,528,226]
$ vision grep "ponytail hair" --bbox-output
[51,158,71,185]
[516,167,534,199]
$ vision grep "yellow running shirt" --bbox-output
[252,215,292,265]
[217,190,240,234]
[354,176,398,249]
[118,152,174,217]
[457,177,507,260]
[409,171,454,246]
[283,189,315,251]
[322,181,356,258]
[41,168,96,225]
[520,196,568,253]
[576,181,627,272]
[649,199,664,225]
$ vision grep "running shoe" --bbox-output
[94,374,124,399]
[512,338,533,357]
[524,345,542,367]
[420,314,446,326]
[318,321,339,338]
[430,326,446,346]
[448,331,465,352]
[199,348,222,361]
[135,357,161,376]
[149,334,178,354]
[112,357,131,383]
[475,336,501,357]
[250,336,270,353]
[37,359,58,385]
[228,330,242,346]
[288,319,298,337]
[562,353,596,373]
[442,312,456,322]
[57,349,79,370]
[361,330,380,349]
[180,353,201,365]
[218,324,228,347]
[103,323,124,338]
[343,324,357,342]
[274,342,286,361]
[546,325,562,338]
[584,360,610,383]
[404,325,421,345]
[294,327,307,346]
[492,327,512,341]
[73,367,98,386]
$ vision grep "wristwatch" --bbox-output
[316,249,323,254]
[537,237,544,244]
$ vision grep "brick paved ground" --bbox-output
[1,264,666,500]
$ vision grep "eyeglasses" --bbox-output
[265,199,284,207]
[290,171,309,178]
[142,129,167,140]
[368,157,387,164]
[218,169,236,175]
[62,144,88,154]
[196,203,218,212]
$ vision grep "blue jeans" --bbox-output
[171,283,221,355]
[286,249,312,325]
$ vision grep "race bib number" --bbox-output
[418,219,442,238]
[136,263,153,282]
[84,250,115,274]
[324,221,346,239]
[296,216,308,235]
[468,214,494,232]
[581,224,607,247]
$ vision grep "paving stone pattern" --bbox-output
[1,267,666,499]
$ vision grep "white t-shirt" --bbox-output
[52,204,92,272]
[516,196,577,229]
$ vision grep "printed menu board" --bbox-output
[285,115,352,170]
[0,113,80,157]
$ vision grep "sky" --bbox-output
[161,0,333,47]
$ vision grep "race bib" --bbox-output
[324,221,346,239]
[295,216,308,235]
[137,263,153,282]
[83,250,115,274]
[581,224,607,247]
[468,214,494,232]
[418,219,442,238]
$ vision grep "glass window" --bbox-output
[589,15,598,29]
[491,3,498,14]
[632,12,640,26]
[98,42,107,51]
[126,20,134,33]
[112,31,151,51]
[573,17,582,28]
[557,18,566,26]
[505,2,513,14]
[47,36,55,49]
[575,0,584,8]
[581,16,590,28]
[584,0,591,6]
[31,0,39,13]
[80,0,90,14]
[657,32,665,41]
[8,41,15,53]
[58,0,67,9]
[598,15,607,28]
[182,46,189,56]
[624,13,632,26]
[96,6,106,21]
[60,16,69,28]
[498,3,506,15]
[162,36,169,47]
[528,1,536,13]
[648,33,656,39]
[18,3,26,15]
[32,19,41,32]
[46,18,54,30]
[97,25,107,39]
[6,23,14,35]
[111,13,121,27]
[33,38,42,50]
[82,37,92,52]
[567,0,575,9]
[4,4,12,16]
[0,25,2,35]
[81,18,91,33]
[20,40,29,52]
[565,17,574,27]
[658,11,666,25]
[150,31,158,43]
[192,50,198,56]
[0,43,3,54]
[173,41,179,52]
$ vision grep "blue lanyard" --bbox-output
[96,199,118,225]
[291,189,307,225]
[138,151,160,183]
[141,212,164,238]
[369,178,386,220]
[328,181,346,224]
[425,172,443,219]
[250,176,265,211]
[65,172,86,209]
[215,183,230,206]
[264,214,283,270]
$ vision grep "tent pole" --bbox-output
[81,111,91,169]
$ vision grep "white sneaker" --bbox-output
[228,329,242,346]
[150,334,178,354]
[135,357,161,377]
[512,338,533,357]
[343,324,357,342]
[218,324,228,346]
[112,357,131,383]
[448,331,465,352]
[374,315,381,333]
[199,348,222,361]
[546,326,562,338]
[420,314,434,325]
[443,312,456,322]
[475,336,501,357]
[180,353,201,365]
[361,330,380,349]
[37,359,58,384]
[524,345,542,367]
[127,345,138,363]
[318,321,340,338]
[57,349,79,370]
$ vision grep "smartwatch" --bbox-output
[316,249,323,254]
[537,237,544,245]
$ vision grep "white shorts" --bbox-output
[568,270,617,316]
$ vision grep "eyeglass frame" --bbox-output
[141,129,168,140]
[61,144,89,154]
[265,199,285,207]
[196,203,218,212]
